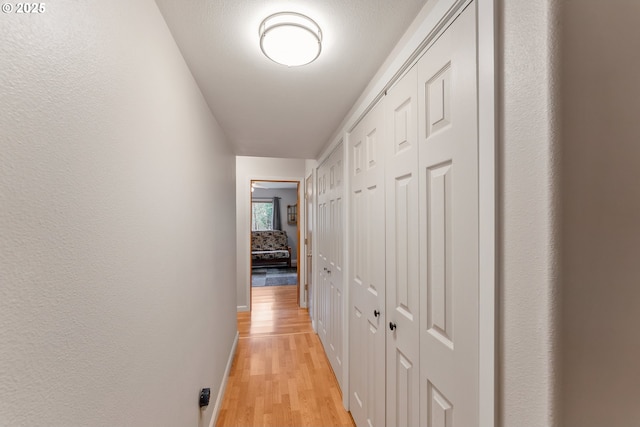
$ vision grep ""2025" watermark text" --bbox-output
[2,3,46,14]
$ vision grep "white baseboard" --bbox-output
[236,305,249,312]
[209,330,239,427]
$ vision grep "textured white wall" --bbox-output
[0,1,237,426]
[235,157,306,311]
[499,0,561,425]
[561,1,640,425]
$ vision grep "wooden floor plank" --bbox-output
[216,285,355,427]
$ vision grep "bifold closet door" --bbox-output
[317,164,329,349]
[317,147,345,390]
[418,4,479,426]
[327,147,345,388]
[384,65,420,427]
[349,100,386,427]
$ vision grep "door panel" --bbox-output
[418,5,479,427]
[305,174,313,323]
[328,147,344,383]
[317,145,345,390]
[385,66,420,427]
[317,167,329,346]
[349,101,386,427]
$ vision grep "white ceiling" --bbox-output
[154,0,428,159]
[252,181,297,190]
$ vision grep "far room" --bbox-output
[250,181,299,289]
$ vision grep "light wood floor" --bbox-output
[216,285,355,427]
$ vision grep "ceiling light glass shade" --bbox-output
[259,12,322,67]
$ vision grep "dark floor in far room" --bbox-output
[251,267,298,287]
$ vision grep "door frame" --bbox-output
[304,171,316,331]
[247,178,304,310]
[477,0,496,424]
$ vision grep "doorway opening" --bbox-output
[250,180,301,308]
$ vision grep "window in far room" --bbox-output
[251,199,273,231]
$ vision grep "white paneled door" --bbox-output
[345,3,482,427]
[317,145,345,390]
[328,146,345,388]
[349,100,386,427]
[418,5,479,427]
[317,165,329,347]
[384,65,420,427]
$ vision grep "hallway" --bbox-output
[216,286,354,427]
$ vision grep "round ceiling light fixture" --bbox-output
[259,12,322,67]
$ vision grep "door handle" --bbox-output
[374,310,380,318]
[389,322,397,331]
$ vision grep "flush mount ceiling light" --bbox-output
[259,12,322,67]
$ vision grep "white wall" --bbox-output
[252,187,299,263]
[500,2,640,425]
[498,0,562,425]
[561,1,640,426]
[236,157,307,311]
[0,1,237,426]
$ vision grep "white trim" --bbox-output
[477,0,496,425]
[209,331,239,427]
[297,178,307,309]
[346,0,471,134]
[340,135,350,410]
[311,166,318,332]
[305,169,318,333]
[312,160,322,332]
[317,0,471,162]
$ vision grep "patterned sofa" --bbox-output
[251,230,292,268]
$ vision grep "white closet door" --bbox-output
[385,66,420,427]
[417,5,479,427]
[349,100,386,427]
[317,147,345,390]
[317,165,329,349]
[327,146,345,388]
